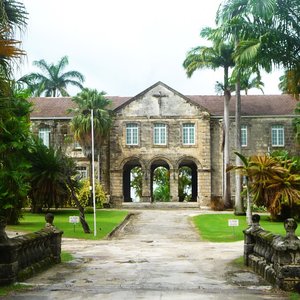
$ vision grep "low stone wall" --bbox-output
[244,214,300,291]
[0,215,63,286]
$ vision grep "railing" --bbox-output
[0,216,63,285]
[244,214,300,291]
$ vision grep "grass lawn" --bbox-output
[7,209,128,240]
[192,213,289,242]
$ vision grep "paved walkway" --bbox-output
[5,210,288,299]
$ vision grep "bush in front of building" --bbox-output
[72,179,107,209]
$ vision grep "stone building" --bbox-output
[30,81,299,207]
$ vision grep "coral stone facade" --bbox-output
[29,81,299,207]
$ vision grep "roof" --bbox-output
[188,94,297,116]
[29,92,297,119]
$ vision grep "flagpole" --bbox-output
[91,109,97,236]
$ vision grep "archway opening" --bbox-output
[178,166,192,202]
[178,161,197,202]
[151,160,170,202]
[123,160,142,202]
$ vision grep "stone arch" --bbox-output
[176,156,200,202]
[122,157,144,202]
[149,157,173,202]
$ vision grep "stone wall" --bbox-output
[0,221,63,285]
[244,214,300,291]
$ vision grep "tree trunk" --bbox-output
[223,66,232,208]
[68,178,91,233]
[234,75,245,215]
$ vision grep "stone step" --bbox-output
[121,202,202,209]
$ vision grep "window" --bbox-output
[74,141,82,150]
[38,128,51,147]
[126,123,139,145]
[154,123,167,145]
[182,123,195,145]
[76,166,88,179]
[271,125,284,146]
[241,125,247,147]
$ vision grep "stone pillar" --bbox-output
[169,169,179,202]
[273,218,300,291]
[243,214,262,266]
[110,170,123,207]
[198,169,211,206]
[141,168,151,202]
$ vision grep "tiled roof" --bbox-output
[30,97,76,118]
[29,94,297,119]
[187,94,297,116]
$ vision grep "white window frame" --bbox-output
[38,128,51,147]
[182,123,195,145]
[76,166,88,179]
[241,125,248,147]
[271,125,285,147]
[126,123,139,145]
[74,141,82,150]
[154,123,167,145]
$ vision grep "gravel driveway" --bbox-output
[4,209,288,299]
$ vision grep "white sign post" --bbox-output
[69,216,80,232]
[228,219,239,236]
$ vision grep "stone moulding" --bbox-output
[244,214,300,291]
[0,229,63,285]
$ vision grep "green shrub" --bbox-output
[72,179,107,209]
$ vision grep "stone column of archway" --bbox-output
[198,169,211,206]
[169,168,179,202]
[141,167,151,202]
[110,169,123,208]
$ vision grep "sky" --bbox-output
[18,0,283,97]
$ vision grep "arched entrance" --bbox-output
[123,159,142,202]
[178,160,198,202]
[151,160,170,202]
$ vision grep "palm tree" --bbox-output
[183,30,235,208]
[217,0,300,97]
[216,0,272,215]
[27,139,91,233]
[69,88,112,196]
[19,56,85,96]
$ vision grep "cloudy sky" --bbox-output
[19,0,282,97]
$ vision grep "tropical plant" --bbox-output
[293,103,300,145]
[152,167,170,202]
[19,56,85,96]
[69,88,112,200]
[130,166,143,200]
[26,139,91,233]
[0,0,29,225]
[217,0,300,98]
[178,167,192,202]
[74,179,107,209]
[183,28,235,208]
[228,152,300,221]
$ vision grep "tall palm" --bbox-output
[183,29,235,208]
[70,88,112,189]
[217,0,300,96]
[19,56,84,96]
[216,0,273,215]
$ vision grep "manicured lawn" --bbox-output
[7,209,128,240]
[192,213,289,242]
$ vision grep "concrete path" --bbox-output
[5,210,288,299]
